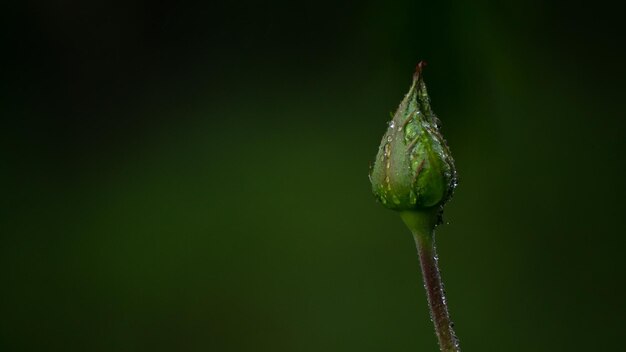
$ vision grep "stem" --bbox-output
[401,210,460,352]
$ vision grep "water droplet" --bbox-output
[387,135,393,142]
[383,143,391,157]
[388,120,395,129]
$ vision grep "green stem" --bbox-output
[401,210,460,352]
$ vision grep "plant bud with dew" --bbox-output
[369,62,457,212]
[369,62,462,352]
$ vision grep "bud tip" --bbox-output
[414,61,428,80]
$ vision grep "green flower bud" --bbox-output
[370,62,457,211]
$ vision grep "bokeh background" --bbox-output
[2,1,625,351]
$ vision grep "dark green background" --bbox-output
[2,1,625,351]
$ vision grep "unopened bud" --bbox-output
[370,62,457,211]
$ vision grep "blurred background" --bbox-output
[1,1,625,351]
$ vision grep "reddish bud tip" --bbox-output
[414,61,427,80]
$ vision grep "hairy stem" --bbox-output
[401,210,460,352]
